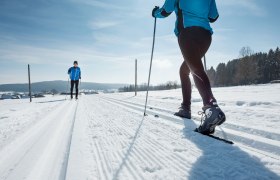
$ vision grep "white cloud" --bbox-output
[91,32,127,46]
[89,20,122,30]
[206,50,237,68]
[153,58,173,69]
[0,43,132,66]
[214,28,235,33]
[0,42,139,84]
[70,0,125,10]
[218,0,266,17]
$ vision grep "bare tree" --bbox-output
[239,46,253,58]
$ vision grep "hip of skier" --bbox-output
[68,61,81,100]
[152,0,225,134]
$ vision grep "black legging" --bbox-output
[70,80,79,98]
[178,26,216,107]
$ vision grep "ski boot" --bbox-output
[174,104,191,119]
[196,102,226,135]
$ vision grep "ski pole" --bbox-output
[144,17,157,116]
[203,55,207,71]
[65,78,70,100]
[79,79,81,96]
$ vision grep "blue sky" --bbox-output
[0,0,279,85]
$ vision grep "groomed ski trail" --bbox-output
[0,92,280,179]
[0,99,78,180]
[100,96,280,160]
[66,95,280,179]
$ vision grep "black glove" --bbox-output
[152,6,160,18]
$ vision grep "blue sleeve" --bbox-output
[154,0,177,18]
[79,68,81,79]
[208,0,219,23]
[68,67,71,74]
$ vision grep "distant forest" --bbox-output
[119,47,280,92]
[119,81,180,92]
[207,47,280,87]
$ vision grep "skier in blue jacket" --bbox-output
[68,61,81,99]
[152,0,225,134]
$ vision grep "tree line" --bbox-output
[119,47,279,92]
[119,81,180,92]
[206,47,280,86]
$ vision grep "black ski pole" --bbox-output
[79,79,81,97]
[65,78,69,100]
[203,55,207,71]
[144,17,157,116]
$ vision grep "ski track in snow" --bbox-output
[0,97,79,180]
[100,96,280,158]
[0,84,280,179]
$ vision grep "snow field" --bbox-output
[0,84,279,179]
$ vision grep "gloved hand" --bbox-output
[152,6,159,18]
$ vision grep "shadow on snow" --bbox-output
[183,119,280,179]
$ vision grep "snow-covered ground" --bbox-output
[0,84,280,179]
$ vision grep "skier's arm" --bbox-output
[208,0,219,23]
[153,0,177,18]
[79,69,81,79]
[67,67,71,74]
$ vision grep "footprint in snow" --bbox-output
[143,166,162,173]
[236,101,246,106]
[173,148,188,153]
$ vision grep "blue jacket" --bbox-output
[68,67,81,81]
[154,0,219,36]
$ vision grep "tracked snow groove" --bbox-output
[100,96,280,160]
[0,99,78,180]
[60,100,79,180]
[65,95,279,179]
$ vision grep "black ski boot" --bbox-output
[174,104,191,119]
[196,102,226,135]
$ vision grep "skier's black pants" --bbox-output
[178,26,216,107]
[70,80,79,98]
